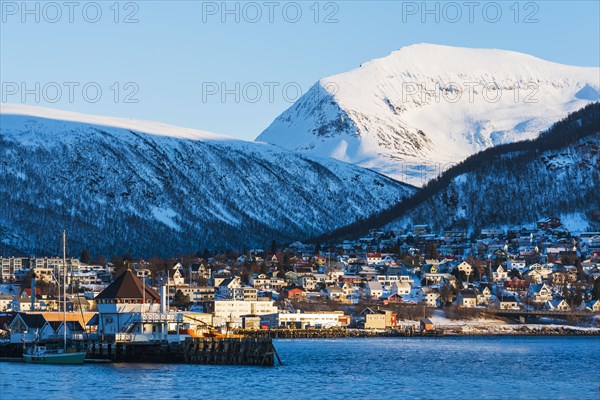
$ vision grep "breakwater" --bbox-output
[234,327,418,338]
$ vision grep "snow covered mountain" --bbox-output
[315,103,600,241]
[395,134,600,233]
[0,104,414,257]
[257,44,600,186]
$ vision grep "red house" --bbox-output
[287,288,306,299]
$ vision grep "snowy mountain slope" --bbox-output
[0,105,414,257]
[257,44,600,186]
[394,133,600,232]
[315,103,600,241]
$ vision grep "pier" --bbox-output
[1,337,278,366]
[85,337,278,366]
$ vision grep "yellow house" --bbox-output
[365,310,395,329]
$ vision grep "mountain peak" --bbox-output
[258,44,600,186]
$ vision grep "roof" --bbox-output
[219,278,238,287]
[95,269,160,301]
[86,314,99,326]
[529,284,543,292]
[22,287,42,297]
[48,321,63,330]
[64,321,85,331]
[498,295,518,303]
[46,320,85,332]
[14,313,47,329]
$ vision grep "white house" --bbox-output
[169,263,185,286]
[365,281,384,299]
[213,300,277,328]
[278,311,347,329]
[527,283,553,303]
[544,299,570,311]
[475,286,492,305]
[577,299,600,312]
[215,277,242,298]
[507,259,527,272]
[366,253,382,265]
[456,262,473,276]
[231,287,258,301]
[494,295,519,310]
[417,287,440,307]
[299,275,318,290]
[491,265,508,282]
[391,281,411,296]
[0,294,14,311]
[95,269,162,337]
[457,291,478,308]
[8,313,48,343]
[323,285,345,301]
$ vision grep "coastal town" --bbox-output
[1,216,599,345]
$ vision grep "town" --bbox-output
[1,217,600,344]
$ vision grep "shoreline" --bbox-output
[236,325,600,339]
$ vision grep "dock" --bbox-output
[85,337,278,366]
[1,336,278,366]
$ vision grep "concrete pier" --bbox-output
[85,337,277,366]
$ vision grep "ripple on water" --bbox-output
[1,337,599,400]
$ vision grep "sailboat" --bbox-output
[23,230,87,365]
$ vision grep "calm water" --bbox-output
[1,337,599,400]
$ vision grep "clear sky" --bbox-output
[1,0,598,140]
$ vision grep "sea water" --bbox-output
[1,337,598,400]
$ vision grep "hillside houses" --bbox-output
[1,217,599,335]
[527,284,553,304]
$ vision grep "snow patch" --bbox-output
[151,207,181,231]
[559,212,590,232]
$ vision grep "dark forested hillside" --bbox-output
[317,102,600,240]
[0,113,413,258]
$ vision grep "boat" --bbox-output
[23,345,86,364]
[23,230,87,365]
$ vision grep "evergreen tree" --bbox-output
[81,248,91,264]
[592,278,600,300]
[173,289,190,308]
[270,240,277,255]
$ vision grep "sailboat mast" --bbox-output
[142,268,145,333]
[63,229,67,350]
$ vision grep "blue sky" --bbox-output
[1,0,599,140]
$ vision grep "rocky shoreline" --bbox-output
[236,326,600,339]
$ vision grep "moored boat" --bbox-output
[23,230,86,365]
[23,345,86,364]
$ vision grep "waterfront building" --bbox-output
[364,310,396,329]
[95,268,161,337]
[277,311,348,329]
[213,300,277,328]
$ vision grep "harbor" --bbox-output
[2,337,599,400]
[0,267,279,366]
[1,336,278,366]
